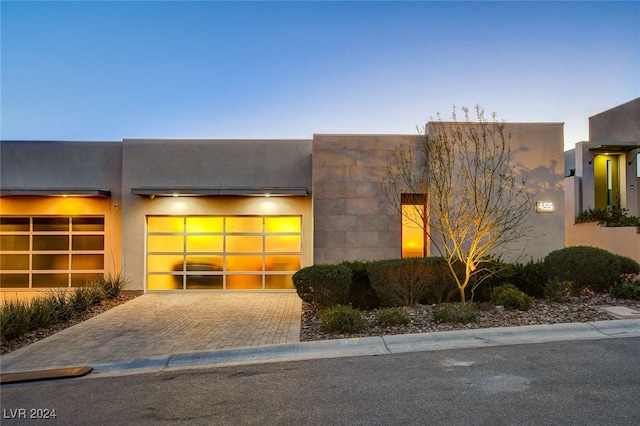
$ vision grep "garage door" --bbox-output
[146,216,301,290]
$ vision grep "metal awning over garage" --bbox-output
[588,141,640,153]
[0,188,111,197]
[131,187,308,197]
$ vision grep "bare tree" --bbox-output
[383,105,536,303]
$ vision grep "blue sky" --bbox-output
[1,1,638,150]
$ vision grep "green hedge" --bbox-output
[544,246,638,294]
[367,257,455,306]
[292,264,352,309]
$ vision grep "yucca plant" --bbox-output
[97,272,129,299]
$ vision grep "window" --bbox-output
[0,216,105,288]
[146,216,301,290]
[401,194,426,258]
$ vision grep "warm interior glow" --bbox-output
[402,203,425,258]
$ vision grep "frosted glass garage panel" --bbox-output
[186,217,223,233]
[148,274,183,290]
[186,235,223,252]
[266,255,300,271]
[148,217,184,233]
[226,274,262,290]
[265,275,294,290]
[226,235,262,252]
[148,255,184,272]
[148,235,184,252]
[265,217,301,233]
[226,217,262,233]
[265,235,300,252]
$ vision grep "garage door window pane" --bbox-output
[186,275,223,290]
[0,235,29,251]
[227,255,263,271]
[186,235,223,252]
[265,235,300,252]
[33,235,69,250]
[34,217,69,231]
[33,254,68,270]
[265,217,300,233]
[148,235,184,252]
[265,274,294,289]
[0,274,29,288]
[33,273,69,288]
[0,254,29,270]
[226,217,262,233]
[226,274,262,290]
[226,235,262,252]
[266,255,300,271]
[72,217,104,231]
[186,217,223,233]
[72,254,104,270]
[0,217,29,232]
[149,255,185,272]
[185,255,223,271]
[148,274,183,290]
[148,217,184,233]
[72,235,104,250]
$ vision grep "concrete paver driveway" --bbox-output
[0,293,302,373]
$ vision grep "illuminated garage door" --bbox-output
[147,216,301,290]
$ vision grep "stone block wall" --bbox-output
[312,134,422,264]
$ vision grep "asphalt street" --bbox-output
[2,337,639,425]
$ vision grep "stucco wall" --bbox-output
[120,139,313,291]
[0,141,123,279]
[566,222,640,263]
[589,97,640,142]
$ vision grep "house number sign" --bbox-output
[535,201,554,213]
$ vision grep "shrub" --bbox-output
[544,246,621,294]
[292,264,351,309]
[368,257,455,307]
[576,206,640,228]
[543,278,573,302]
[340,260,380,309]
[320,305,367,334]
[616,255,640,275]
[610,273,640,300]
[432,303,477,324]
[97,271,129,299]
[377,307,411,327]
[510,259,548,298]
[491,284,533,311]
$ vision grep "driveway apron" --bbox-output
[0,293,302,373]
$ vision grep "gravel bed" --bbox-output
[301,294,640,341]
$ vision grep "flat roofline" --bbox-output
[0,188,111,197]
[588,141,640,153]
[131,187,309,197]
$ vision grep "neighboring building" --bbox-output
[1,119,566,295]
[565,97,640,262]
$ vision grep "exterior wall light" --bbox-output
[535,201,554,213]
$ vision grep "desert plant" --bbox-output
[543,277,573,302]
[292,264,352,309]
[0,299,31,341]
[46,289,75,322]
[610,273,640,300]
[69,285,104,312]
[320,305,367,334]
[432,303,478,324]
[97,271,129,299]
[544,246,622,294]
[377,307,411,327]
[28,297,56,330]
[491,284,533,311]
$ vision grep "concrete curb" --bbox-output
[4,319,639,382]
[90,319,640,375]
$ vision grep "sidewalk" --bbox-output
[1,292,639,382]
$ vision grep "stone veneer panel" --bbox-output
[313,134,422,264]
